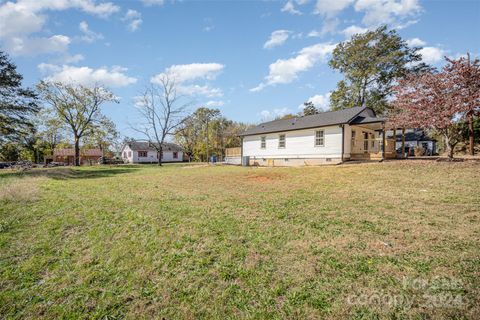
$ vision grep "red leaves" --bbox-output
[389,54,480,131]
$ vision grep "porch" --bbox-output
[349,122,396,160]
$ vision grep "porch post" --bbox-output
[382,122,386,160]
[393,128,397,158]
[401,127,406,158]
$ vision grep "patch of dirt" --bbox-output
[245,173,285,183]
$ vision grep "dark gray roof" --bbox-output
[394,130,436,142]
[241,106,383,136]
[349,115,385,125]
[125,141,183,152]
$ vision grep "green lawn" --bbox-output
[0,162,479,319]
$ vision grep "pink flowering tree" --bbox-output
[444,54,480,155]
[389,54,480,159]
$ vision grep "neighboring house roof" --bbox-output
[394,130,436,142]
[240,106,382,136]
[54,148,103,157]
[124,141,184,152]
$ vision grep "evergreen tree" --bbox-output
[0,51,39,144]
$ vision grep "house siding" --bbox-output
[121,145,183,163]
[242,125,343,166]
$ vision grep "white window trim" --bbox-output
[260,136,266,149]
[315,130,325,147]
[278,134,286,149]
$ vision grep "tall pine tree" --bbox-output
[0,51,39,144]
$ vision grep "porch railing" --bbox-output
[351,138,395,155]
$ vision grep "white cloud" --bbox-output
[300,93,331,111]
[419,46,445,64]
[307,30,321,38]
[123,9,143,32]
[177,85,223,98]
[79,21,103,43]
[405,38,445,64]
[308,18,340,38]
[203,18,215,32]
[205,100,225,107]
[142,0,165,6]
[151,63,225,98]
[281,1,302,15]
[341,25,369,38]
[6,35,70,56]
[41,64,137,87]
[314,0,353,18]
[62,53,85,64]
[251,42,336,92]
[0,0,118,56]
[354,0,422,27]
[152,63,225,83]
[264,30,291,49]
[406,37,426,47]
[260,107,292,121]
[0,1,45,38]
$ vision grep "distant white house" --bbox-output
[121,141,184,164]
[240,106,395,166]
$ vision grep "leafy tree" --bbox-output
[0,142,20,161]
[389,58,476,159]
[175,107,248,161]
[443,53,480,155]
[0,51,39,144]
[329,26,424,114]
[277,114,297,120]
[303,101,318,116]
[35,108,66,155]
[37,81,118,166]
[82,116,120,157]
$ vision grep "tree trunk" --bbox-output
[206,119,209,163]
[444,133,454,160]
[468,112,474,156]
[157,146,163,166]
[74,135,81,166]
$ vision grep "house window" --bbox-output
[315,130,325,147]
[351,130,356,146]
[138,151,148,157]
[128,151,131,157]
[173,152,178,159]
[123,151,127,158]
[261,136,266,149]
[278,134,286,148]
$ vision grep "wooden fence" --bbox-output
[225,147,241,158]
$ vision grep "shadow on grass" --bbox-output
[0,166,140,180]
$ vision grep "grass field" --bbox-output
[0,162,479,319]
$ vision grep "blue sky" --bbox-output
[1,0,479,139]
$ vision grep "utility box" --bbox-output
[241,156,250,166]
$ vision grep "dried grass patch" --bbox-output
[0,177,43,203]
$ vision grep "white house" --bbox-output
[240,106,395,166]
[121,141,184,164]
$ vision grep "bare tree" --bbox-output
[37,81,118,166]
[134,75,188,166]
